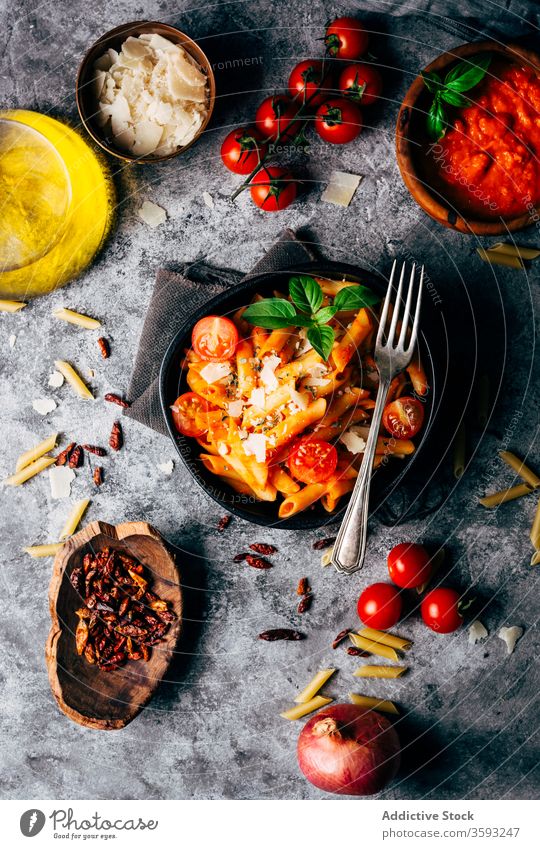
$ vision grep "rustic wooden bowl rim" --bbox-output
[395,40,540,235]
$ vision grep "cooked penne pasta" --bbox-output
[499,451,540,489]
[266,398,327,453]
[4,455,55,486]
[270,466,300,495]
[479,483,533,508]
[331,308,373,372]
[294,669,336,704]
[280,696,333,720]
[250,326,268,356]
[259,327,293,358]
[24,543,63,558]
[59,499,91,540]
[406,353,428,396]
[349,634,401,661]
[15,433,58,472]
[0,299,27,312]
[54,360,94,400]
[236,340,257,397]
[357,628,412,651]
[353,665,408,678]
[322,478,355,512]
[279,482,328,517]
[348,694,399,715]
[52,307,101,329]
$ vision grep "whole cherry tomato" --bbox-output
[288,59,327,107]
[382,396,424,439]
[288,438,338,484]
[250,166,298,212]
[325,17,369,60]
[387,542,432,589]
[255,95,299,141]
[421,588,466,634]
[171,392,214,438]
[315,98,363,144]
[220,127,267,175]
[357,582,402,630]
[339,62,383,107]
[192,316,238,361]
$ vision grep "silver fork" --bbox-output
[331,261,425,575]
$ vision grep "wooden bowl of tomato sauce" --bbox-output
[396,41,540,235]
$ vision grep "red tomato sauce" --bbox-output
[427,60,540,219]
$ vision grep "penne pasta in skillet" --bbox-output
[169,272,428,517]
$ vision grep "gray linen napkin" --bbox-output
[124,230,317,435]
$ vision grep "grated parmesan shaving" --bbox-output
[321,171,363,207]
[48,370,65,388]
[138,200,167,228]
[32,398,57,415]
[339,428,367,455]
[203,191,214,209]
[157,459,174,475]
[249,387,266,409]
[227,400,244,417]
[242,432,266,463]
[49,466,75,499]
[468,620,488,644]
[200,361,231,384]
[498,626,523,655]
[8,334,16,349]
[260,355,281,392]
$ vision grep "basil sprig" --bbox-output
[242,275,379,361]
[422,53,491,140]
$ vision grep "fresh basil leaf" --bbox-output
[314,305,337,324]
[444,53,491,92]
[426,97,447,140]
[421,70,443,94]
[289,275,323,315]
[333,285,380,312]
[242,298,297,329]
[307,324,335,361]
[440,88,469,107]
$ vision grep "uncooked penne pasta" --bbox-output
[530,495,540,550]
[357,628,412,651]
[349,694,399,715]
[321,547,334,567]
[530,549,540,567]
[24,543,63,558]
[294,669,336,704]
[489,242,540,260]
[54,360,94,400]
[349,634,401,661]
[15,433,58,472]
[280,696,333,721]
[477,248,524,269]
[59,499,91,540]
[4,455,55,486]
[479,483,533,508]
[499,451,540,489]
[0,299,27,312]
[354,665,408,679]
[52,307,101,329]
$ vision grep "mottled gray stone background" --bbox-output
[1,0,539,800]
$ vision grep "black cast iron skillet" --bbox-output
[159,261,444,529]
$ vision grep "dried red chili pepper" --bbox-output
[97,337,110,359]
[297,594,313,614]
[313,537,336,550]
[56,442,76,466]
[249,543,277,555]
[346,646,370,657]
[332,628,352,650]
[109,421,123,451]
[82,444,107,456]
[105,392,130,408]
[258,629,304,641]
[233,553,248,562]
[245,554,273,570]
[296,577,310,596]
[217,514,231,531]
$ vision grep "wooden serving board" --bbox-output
[46,520,182,730]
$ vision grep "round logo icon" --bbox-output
[20,809,46,837]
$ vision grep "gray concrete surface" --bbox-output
[0,0,538,800]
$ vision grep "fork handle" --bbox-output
[332,376,392,574]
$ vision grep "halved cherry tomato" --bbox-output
[255,95,299,141]
[325,17,369,60]
[250,166,298,212]
[315,98,363,144]
[339,62,383,107]
[288,60,327,107]
[382,396,424,439]
[357,582,402,630]
[192,316,238,362]
[288,438,338,484]
[171,392,213,438]
[220,127,267,175]
[387,542,432,589]
[421,588,465,634]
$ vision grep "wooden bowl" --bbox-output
[396,40,540,234]
[46,521,182,730]
[76,21,216,163]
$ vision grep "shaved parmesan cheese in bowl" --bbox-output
[76,22,215,162]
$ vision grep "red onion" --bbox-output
[297,704,401,795]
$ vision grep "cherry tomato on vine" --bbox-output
[255,95,299,141]
[421,588,467,634]
[171,392,214,438]
[324,17,369,60]
[250,166,298,212]
[315,98,363,144]
[357,582,402,630]
[387,542,432,589]
[382,396,424,439]
[288,438,338,484]
[192,316,238,361]
[339,62,383,107]
[288,59,327,107]
[220,127,267,175]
